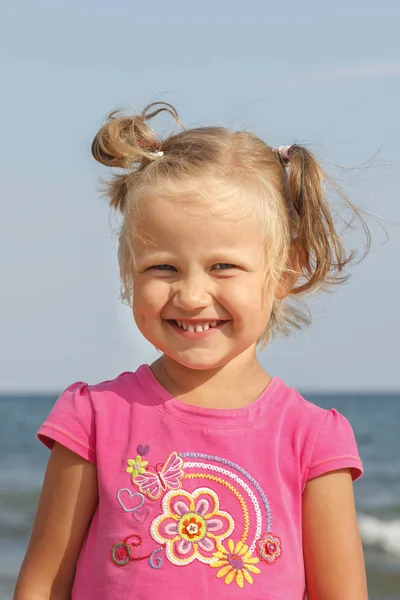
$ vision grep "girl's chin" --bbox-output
[162,350,234,372]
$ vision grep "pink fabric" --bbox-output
[37,365,363,599]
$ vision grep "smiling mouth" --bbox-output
[167,320,228,332]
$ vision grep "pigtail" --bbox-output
[286,145,368,294]
[91,102,182,212]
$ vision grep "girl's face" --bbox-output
[131,194,275,370]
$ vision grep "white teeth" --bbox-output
[175,320,221,332]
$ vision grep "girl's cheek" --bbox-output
[137,282,170,311]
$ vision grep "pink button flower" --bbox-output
[256,533,282,564]
[150,487,234,566]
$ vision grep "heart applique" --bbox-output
[137,444,151,457]
[133,506,150,523]
[117,488,144,513]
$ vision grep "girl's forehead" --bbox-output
[135,189,258,227]
[132,193,265,255]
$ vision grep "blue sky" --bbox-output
[1,0,399,392]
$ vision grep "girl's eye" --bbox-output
[150,264,176,271]
[213,263,236,270]
[147,263,236,272]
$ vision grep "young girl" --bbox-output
[14,102,368,599]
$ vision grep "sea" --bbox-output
[0,391,399,599]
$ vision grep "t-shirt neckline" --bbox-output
[134,364,287,429]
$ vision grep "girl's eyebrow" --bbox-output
[137,249,251,261]
[135,251,176,264]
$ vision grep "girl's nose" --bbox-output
[171,277,212,311]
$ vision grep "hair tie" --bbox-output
[149,150,164,157]
[277,145,291,164]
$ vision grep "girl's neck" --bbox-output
[149,351,272,409]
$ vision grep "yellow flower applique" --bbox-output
[210,539,260,588]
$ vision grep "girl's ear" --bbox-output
[275,242,302,300]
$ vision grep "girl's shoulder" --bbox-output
[274,380,363,486]
[274,377,357,437]
[51,364,149,406]
[36,366,148,462]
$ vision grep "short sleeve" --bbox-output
[305,409,363,484]
[37,382,96,464]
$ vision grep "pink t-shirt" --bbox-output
[37,365,363,600]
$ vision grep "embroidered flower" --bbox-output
[256,533,282,564]
[126,456,148,479]
[210,539,260,588]
[150,487,234,566]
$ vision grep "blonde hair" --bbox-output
[91,102,370,348]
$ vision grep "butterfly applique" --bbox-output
[130,451,184,500]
